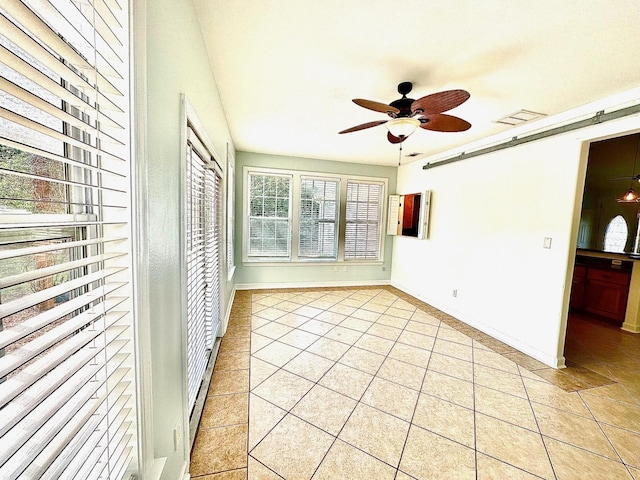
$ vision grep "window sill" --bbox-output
[242,260,384,267]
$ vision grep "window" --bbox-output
[185,126,222,413]
[247,172,292,259]
[243,167,387,263]
[0,1,136,479]
[299,177,339,259]
[603,215,628,253]
[345,180,384,260]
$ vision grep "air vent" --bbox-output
[495,109,546,125]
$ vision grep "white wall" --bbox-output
[391,101,640,368]
[145,1,235,478]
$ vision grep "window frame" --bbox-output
[242,166,388,265]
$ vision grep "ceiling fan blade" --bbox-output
[339,119,388,134]
[611,175,640,181]
[411,89,470,115]
[353,98,400,115]
[387,131,405,144]
[420,113,471,132]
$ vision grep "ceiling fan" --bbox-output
[339,82,471,144]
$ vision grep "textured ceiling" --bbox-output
[194,0,640,166]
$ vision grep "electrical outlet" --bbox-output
[543,237,552,249]
[342,266,347,272]
[452,289,457,298]
[334,266,339,272]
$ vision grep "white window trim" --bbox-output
[242,166,388,265]
[226,144,236,281]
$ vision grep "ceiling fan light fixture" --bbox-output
[387,117,420,138]
[617,187,640,203]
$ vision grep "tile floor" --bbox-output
[190,287,640,480]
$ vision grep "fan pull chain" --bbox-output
[398,143,403,166]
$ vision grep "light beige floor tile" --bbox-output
[293,305,324,318]
[376,314,409,329]
[252,341,302,367]
[307,299,339,310]
[366,323,402,341]
[474,363,527,398]
[399,425,475,480]
[328,304,357,316]
[292,384,357,435]
[475,385,538,432]
[475,413,554,480]
[390,298,416,310]
[300,319,335,336]
[601,423,640,468]
[532,402,618,459]
[250,358,278,390]
[339,403,409,467]
[339,317,373,332]
[219,336,251,354]
[436,325,473,346]
[360,301,390,314]
[251,414,334,480]
[272,300,303,313]
[351,308,382,322]
[368,296,395,307]
[338,346,385,375]
[397,330,436,351]
[277,329,320,349]
[432,338,473,362]
[248,394,287,450]
[314,310,347,324]
[251,316,271,330]
[252,369,314,410]
[377,357,426,390]
[250,333,273,354]
[318,362,373,400]
[191,424,248,477]
[519,364,544,380]
[201,393,249,428]
[282,350,334,382]
[313,439,396,480]
[389,342,431,368]
[307,336,351,361]
[476,453,545,480]
[247,456,282,480]
[405,320,439,337]
[353,333,395,355]
[544,436,633,480]
[474,348,520,374]
[630,466,640,480]
[523,377,591,416]
[339,298,367,308]
[386,306,414,319]
[410,309,441,326]
[254,307,288,321]
[209,369,250,395]
[428,352,473,382]
[324,325,364,345]
[274,312,312,328]
[395,471,415,480]
[422,370,474,409]
[253,322,293,340]
[581,393,640,433]
[412,393,475,448]
[362,377,419,421]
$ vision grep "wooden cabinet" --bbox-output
[570,264,630,324]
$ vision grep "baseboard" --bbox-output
[178,461,189,480]
[220,286,237,336]
[391,280,563,369]
[235,279,391,290]
[621,322,640,333]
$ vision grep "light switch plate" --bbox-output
[543,237,552,249]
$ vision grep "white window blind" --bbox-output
[248,172,292,259]
[299,177,339,259]
[186,127,221,413]
[0,1,136,479]
[226,149,235,278]
[345,180,384,260]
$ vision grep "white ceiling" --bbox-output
[193,0,640,166]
